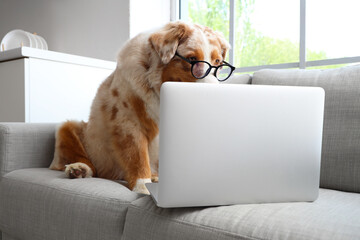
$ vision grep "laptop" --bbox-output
[146,82,325,208]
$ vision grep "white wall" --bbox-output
[129,0,171,38]
[0,0,172,61]
[0,0,130,61]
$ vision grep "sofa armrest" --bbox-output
[0,123,57,178]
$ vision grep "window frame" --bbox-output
[173,0,360,73]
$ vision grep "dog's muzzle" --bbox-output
[196,74,219,84]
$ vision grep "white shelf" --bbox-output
[0,47,116,70]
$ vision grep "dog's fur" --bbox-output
[49,21,230,194]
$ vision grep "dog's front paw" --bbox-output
[132,178,151,195]
[65,162,93,179]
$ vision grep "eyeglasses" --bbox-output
[175,52,235,82]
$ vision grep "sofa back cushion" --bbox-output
[224,74,252,84]
[252,65,360,193]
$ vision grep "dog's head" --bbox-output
[149,21,230,84]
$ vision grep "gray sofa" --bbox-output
[1,64,360,240]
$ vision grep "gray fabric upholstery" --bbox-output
[0,168,141,240]
[2,233,16,240]
[252,65,360,193]
[0,123,57,179]
[224,74,252,84]
[122,189,360,240]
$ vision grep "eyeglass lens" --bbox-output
[192,62,211,78]
[216,65,232,81]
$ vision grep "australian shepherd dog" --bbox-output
[49,21,230,194]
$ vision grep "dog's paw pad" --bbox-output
[65,163,93,179]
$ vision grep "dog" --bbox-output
[49,21,230,194]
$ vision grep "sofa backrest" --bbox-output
[222,74,252,84]
[0,123,56,179]
[251,64,360,193]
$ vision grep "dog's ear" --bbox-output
[149,22,192,64]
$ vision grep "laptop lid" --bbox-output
[151,82,325,208]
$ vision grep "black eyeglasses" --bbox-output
[175,52,235,82]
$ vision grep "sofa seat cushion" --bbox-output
[122,189,360,240]
[0,168,141,240]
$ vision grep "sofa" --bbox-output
[1,64,360,240]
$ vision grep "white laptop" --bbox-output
[146,82,325,208]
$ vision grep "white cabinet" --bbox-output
[0,47,116,122]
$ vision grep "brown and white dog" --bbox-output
[49,21,230,194]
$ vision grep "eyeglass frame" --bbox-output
[175,52,235,82]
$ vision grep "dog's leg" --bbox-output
[50,121,96,178]
[149,134,159,183]
[125,134,152,194]
[112,129,152,194]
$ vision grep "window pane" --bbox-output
[307,0,360,61]
[187,0,229,47]
[234,0,299,67]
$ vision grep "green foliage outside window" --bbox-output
[187,0,339,69]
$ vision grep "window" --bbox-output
[176,0,360,72]
[307,0,360,61]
